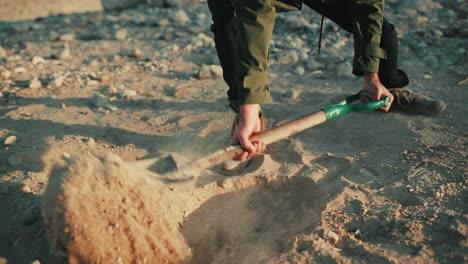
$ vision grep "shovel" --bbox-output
[132,92,388,182]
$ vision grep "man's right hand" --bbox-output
[362,72,394,112]
[230,104,266,161]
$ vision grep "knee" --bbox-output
[382,19,397,40]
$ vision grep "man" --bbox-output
[207,0,445,161]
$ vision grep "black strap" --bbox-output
[318,15,324,54]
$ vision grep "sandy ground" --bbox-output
[0,0,467,263]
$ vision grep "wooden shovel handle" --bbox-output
[171,111,326,180]
[251,111,326,145]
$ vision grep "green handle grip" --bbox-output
[322,93,389,120]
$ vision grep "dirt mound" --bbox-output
[42,153,190,263]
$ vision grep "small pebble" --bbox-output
[58,48,70,60]
[20,185,31,193]
[87,137,96,146]
[29,78,42,89]
[131,48,143,58]
[1,70,12,79]
[172,9,190,25]
[285,88,301,100]
[53,76,65,87]
[121,89,137,98]
[4,135,17,146]
[115,28,128,40]
[198,65,211,79]
[91,94,118,111]
[0,45,6,58]
[295,66,305,76]
[14,67,26,74]
[62,152,71,159]
[209,65,223,78]
[336,62,354,78]
[32,56,46,65]
[324,230,340,244]
[278,51,299,65]
[60,33,75,42]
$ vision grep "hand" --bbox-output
[362,72,394,112]
[230,104,266,161]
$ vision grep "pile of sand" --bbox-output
[42,153,190,263]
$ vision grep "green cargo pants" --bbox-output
[207,0,409,106]
[207,0,276,106]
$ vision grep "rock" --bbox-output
[4,135,17,146]
[21,185,31,193]
[295,66,305,76]
[158,18,170,28]
[298,50,309,60]
[62,152,71,160]
[60,33,76,42]
[8,153,22,167]
[306,57,325,70]
[172,9,190,25]
[87,137,96,146]
[285,88,301,100]
[121,89,137,98]
[131,48,143,58]
[86,79,100,86]
[106,85,119,93]
[278,51,299,65]
[102,0,141,10]
[198,65,211,79]
[91,94,118,111]
[324,230,339,244]
[29,78,42,89]
[1,70,12,79]
[423,74,432,80]
[195,12,207,26]
[53,76,66,87]
[115,28,128,40]
[209,65,223,78]
[14,67,26,74]
[0,45,6,58]
[57,48,71,60]
[32,56,46,65]
[336,62,354,78]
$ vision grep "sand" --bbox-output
[0,0,467,263]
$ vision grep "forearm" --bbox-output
[351,0,385,74]
[235,0,276,105]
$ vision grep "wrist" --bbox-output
[364,72,380,83]
[240,104,261,114]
